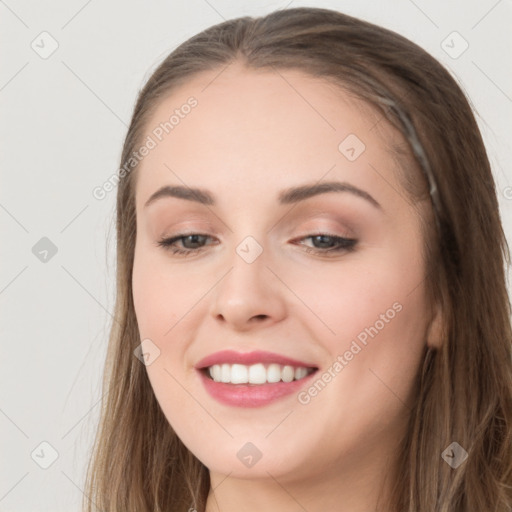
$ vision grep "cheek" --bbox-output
[132,261,162,337]
[131,244,210,391]
[293,240,428,407]
[287,243,426,342]
[132,245,186,338]
[316,247,428,407]
[131,248,201,419]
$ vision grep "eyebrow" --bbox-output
[143,181,382,210]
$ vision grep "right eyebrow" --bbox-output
[144,185,214,208]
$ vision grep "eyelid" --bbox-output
[160,217,356,240]
[157,230,358,258]
[291,221,356,240]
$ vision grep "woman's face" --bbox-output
[132,64,433,485]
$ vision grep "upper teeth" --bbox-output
[207,363,312,384]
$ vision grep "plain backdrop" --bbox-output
[1,1,511,510]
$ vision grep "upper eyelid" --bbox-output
[163,229,354,239]
[160,217,356,236]
[162,231,356,248]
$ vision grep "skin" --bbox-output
[131,62,441,512]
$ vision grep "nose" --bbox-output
[209,245,287,331]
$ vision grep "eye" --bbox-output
[295,233,357,255]
[156,233,213,256]
[156,232,357,257]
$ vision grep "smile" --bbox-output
[205,363,315,384]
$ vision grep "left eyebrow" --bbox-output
[143,181,381,210]
[278,181,381,209]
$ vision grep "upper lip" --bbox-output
[195,350,318,369]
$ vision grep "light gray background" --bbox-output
[1,1,511,510]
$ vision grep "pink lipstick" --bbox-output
[195,350,318,408]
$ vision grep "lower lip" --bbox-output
[197,369,317,408]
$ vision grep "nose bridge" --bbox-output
[210,232,287,327]
[220,234,269,301]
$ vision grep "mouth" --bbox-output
[194,349,319,407]
[200,363,318,385]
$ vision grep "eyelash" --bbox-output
[156,232,357,257]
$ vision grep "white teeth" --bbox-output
[267,363,282,383]
[294,367,308,380]
[212,364,221,382]
[231,364,248,384]
[282,365,295,383]
[221,363,230,383]
[207,363,314,384]
[248,363,267,384]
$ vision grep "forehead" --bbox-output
[134,64,405,210]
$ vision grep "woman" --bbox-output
[84,7,512,511]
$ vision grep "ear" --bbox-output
[426,302,444,350]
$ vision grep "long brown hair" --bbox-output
[83,7,512,511]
